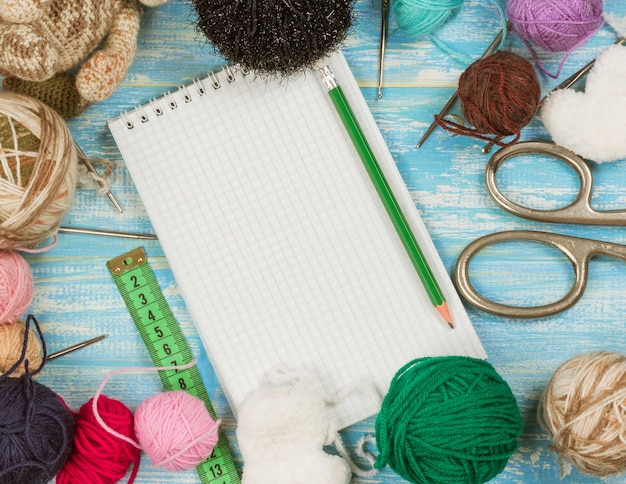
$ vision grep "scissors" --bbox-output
[454,141,626,318]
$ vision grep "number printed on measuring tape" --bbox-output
[108,247,240,484]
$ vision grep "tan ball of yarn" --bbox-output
[539,351,626,477]
[0,92,79,250]
[0,320,43,377]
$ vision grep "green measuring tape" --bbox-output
[107,247,240,484]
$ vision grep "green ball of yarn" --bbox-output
[375,356,523,483]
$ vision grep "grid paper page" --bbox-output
[108,51,486,430]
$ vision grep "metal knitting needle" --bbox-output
[59,226,158,240]
[539,36,625,106]
[76,144,123,213]
[416,21,511,149]
[47,334,107,361]
[481,36,626,155]
[377,0,390,100]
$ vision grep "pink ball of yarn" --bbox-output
[0,251,33,324]
[134,391,221,471]
[507,0,603,52]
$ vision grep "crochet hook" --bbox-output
[76,144,123,213]
[416,21,511,149]
[47,335,107,361]
[378,0,390,100]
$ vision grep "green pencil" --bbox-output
[319,65,453,329]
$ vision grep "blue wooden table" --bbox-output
[12,0,626,482]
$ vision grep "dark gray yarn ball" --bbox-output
[191,0,356,76]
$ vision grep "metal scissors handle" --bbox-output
[486,141,626,225]
[455,230,626,318]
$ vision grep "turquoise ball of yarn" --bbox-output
[375,356,523,484]
[392,0,464,37]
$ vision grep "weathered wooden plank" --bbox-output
[2,0,626,482]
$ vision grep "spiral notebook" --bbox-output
[108,51,485,429]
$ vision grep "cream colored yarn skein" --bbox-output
[539,351,626,477]
[0,321,43,377]
[0,92,79,250]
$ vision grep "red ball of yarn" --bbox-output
[56,395,141,484]
[436,50,540,146]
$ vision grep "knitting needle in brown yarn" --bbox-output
[47,335,107,361]
[480,36,626,155]
[75,144,123,213]
[58,226,158,240]
[378,0,390,100]
[416,21,511,149]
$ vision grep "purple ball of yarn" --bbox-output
[0,373,75,483]
[507,0,603,52]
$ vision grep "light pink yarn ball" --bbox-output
[134,391,221,471]
[0,251,33,324]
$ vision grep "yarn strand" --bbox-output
[91,360,197,449]
[392,0,507,65]
[0,314,46,379]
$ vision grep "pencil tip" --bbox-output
[437,303,454,329]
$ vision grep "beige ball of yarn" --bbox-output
[0,92,79,250]
[0,320,43,377]
[539,351,626,476]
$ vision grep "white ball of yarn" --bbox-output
[0,92,79,251]
[539,351,626,476]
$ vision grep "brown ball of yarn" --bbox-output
[0,320,43,377]
[0,92,79,250]
[538,351,626,477]
[460,50,540,138]
[436,50,540,145]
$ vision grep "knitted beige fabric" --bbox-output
[0,0,168,103]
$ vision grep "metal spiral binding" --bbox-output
[208,71,220,89]
[193,78,206,96]
[138,104,149,123]
[120,112,134,129]
[180,85,192,103]
[149,98,163,116]
[121,64,246,129]
[165,91,177,109]
[222,65,236,83]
